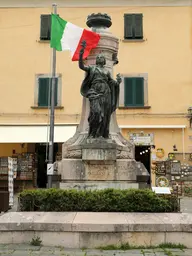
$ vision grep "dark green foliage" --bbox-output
[18,188,179,212]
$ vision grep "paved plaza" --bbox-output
[0,245,191,256]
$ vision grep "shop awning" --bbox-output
[0,124,187,143]
[0,124,77,143]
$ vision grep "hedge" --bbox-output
[18,188,179,212]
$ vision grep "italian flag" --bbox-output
[50,14,101,61]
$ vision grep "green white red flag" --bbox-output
[50,14,100,61]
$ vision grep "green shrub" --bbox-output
[18,188,179,212]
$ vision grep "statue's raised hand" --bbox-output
[116,73,122,84]
[80,40,87,54]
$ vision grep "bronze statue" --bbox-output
[79,41,122,139]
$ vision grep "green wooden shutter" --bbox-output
[38,77,58,107]
[124,77,134,106]
[40,14,51,40]
[38,78,50,106]
[124,14,134,39]
[124,77,144,106]
[133,14,143,39]
[135,77,144,105]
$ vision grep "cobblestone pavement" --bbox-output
[0,245,192,256]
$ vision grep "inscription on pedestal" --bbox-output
[85,164,114,180]
[116,160,137,180]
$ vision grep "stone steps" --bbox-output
[0,212,191,248]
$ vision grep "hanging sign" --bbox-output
[129,133,154,145]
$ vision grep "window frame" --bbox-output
[40,14,51,41]
[124,13,143,40]
[119,73,149,109]
[34,74,62,108]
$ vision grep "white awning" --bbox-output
[0,124,187,143]
[0,124,77,143]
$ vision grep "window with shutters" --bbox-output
[124,77,144,106]
[124,14,143,40]
[40,14,51,40]
[32,74,62,109]
[119,74,149,109]
[38,77,58,107]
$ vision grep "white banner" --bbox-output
[8,157,14,206]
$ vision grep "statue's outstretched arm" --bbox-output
[79,40,89,72]
[108,72,122,85]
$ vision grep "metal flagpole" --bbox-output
[47,3,57,189]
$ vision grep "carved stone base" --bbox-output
[58,158,149,190]
[62,131,135,160]
[58,131,149,190]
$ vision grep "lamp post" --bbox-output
[47,3,57,189]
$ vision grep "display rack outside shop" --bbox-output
[154,158,192,196]
[8,157,15,206]
[0,153,37,192]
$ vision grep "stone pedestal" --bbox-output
[58,158,148,190]
[57,13,149,190]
